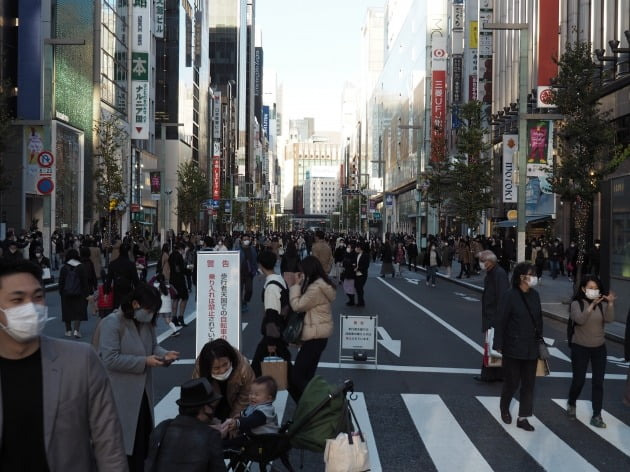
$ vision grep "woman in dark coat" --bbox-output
[379,239,395,278]
[280,240,300,287]
[59,248,91,338]
[341,242,357,306]
[494,262,542,432]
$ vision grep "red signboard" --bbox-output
[212,156,221,200]
[431,70,447,162]
[537,0,559,85]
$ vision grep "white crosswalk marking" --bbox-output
[274,389,289,426]
[154,387,179,424]
[552,399,630,457]
[350,393,382,471]
[403,394,493,472]
[477,396,598,471]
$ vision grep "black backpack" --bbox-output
[63,265,82,296]
[262,280,297,338]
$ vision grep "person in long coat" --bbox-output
[379,240,395,278]
[475,250,509,382]
[106,244,140,309]
[98,283,179,472]
[59,248,90,338]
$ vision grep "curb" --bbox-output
[415,267,626,344]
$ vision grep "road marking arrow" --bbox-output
[607,356,630,368]
[242,322,248,331]
[405,278,419,285]
[377,327,401,357]
[541,338,571,362]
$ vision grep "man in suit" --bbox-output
[475,250,510,382]
[0,259,127,471]
[354,242,370,307]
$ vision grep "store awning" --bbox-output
[494,216,551,228]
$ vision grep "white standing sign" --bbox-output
[195,251,241,355]
[341,315,376,350]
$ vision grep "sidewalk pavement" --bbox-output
[373,259,626,344]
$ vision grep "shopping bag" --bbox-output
[97,285,114,310]
[483,328,502,368]
[261,356,288,390]
[324,432,370,472]
[536,358,550,377]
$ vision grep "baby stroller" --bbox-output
[224,377,356,471]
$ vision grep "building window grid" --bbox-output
[101,1,128,113]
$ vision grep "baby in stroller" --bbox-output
[222,375,280,449]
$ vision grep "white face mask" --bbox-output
[0,303,49,342]
[479,261,487,271]
[527,276,538,288]
[346,248,352,253]
[212,364,233,381]
[242,240,251,246]
[134,308,154,323]
[585,288,600,300]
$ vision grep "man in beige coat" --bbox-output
[0,259,127,471]
[311,231,333,275]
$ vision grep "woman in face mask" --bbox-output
[493,262,542,432]
[192,338,255,424]
[97,282,179,472]
[566,275,616,428]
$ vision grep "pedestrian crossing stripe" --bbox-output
[552,399,630,457]
[403,394,492,471]
[477,396,598,471]
[153,391,630,471]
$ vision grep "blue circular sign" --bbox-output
[37,178,54,194]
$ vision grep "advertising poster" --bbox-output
[131,1,151,140]
[195,251,241,355]
[526,120,552,172]
[150,171,161,200]
[25,126,44,193]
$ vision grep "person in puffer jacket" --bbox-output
[288,256,337,402]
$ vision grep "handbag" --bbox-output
[261,352,288,390]
[282,310,305,344]
[483,328,502,367]
[324,399,370,472]
[97,284,114,310]
[536,358,550,377]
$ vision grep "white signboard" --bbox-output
[341,315,376,350]
[154,0,165,38]
[502,134,518,203]
[195,251,241,355]
[132,1,151,53]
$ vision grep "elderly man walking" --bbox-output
[475,249,510,382]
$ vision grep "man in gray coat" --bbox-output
[475,250,510,382]
[0,259,127,471]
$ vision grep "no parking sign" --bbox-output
[36,151,55,195]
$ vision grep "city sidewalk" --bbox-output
[372,259,626,344]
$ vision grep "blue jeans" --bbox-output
[426,266,438,285]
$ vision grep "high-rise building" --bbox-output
[303,167,340,215]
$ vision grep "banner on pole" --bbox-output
[195,251,241,355]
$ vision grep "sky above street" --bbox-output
[256,0,381,132]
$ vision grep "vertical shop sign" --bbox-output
[212,142,221,200]
[429,2,447,163]
[195,252,241,354]
[154,0,164,38]
[150,171,161,200]
[131,0,151,140]
[502,135,518,202]
[212,92,222,140]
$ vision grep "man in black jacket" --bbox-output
[145,378,226,472]
[106,244,139,309]
[354,242,370,307]
[475,250,509,382]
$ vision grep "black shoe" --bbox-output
[178,317,187,327]
[456,276,462,279]
[516,418,535,431]
[473,375,493,383]
[172,320,181,327]
[346,301,355,306]
[356,303,365,307]
[501,410,512,424]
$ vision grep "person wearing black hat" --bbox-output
[145,378,226,472]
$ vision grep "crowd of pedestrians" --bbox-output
[0,224,628,470]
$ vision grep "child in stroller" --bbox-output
[224,377,355,472]
[222,375,280,449]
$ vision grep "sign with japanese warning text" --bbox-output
[195,251,241,355]
[341,315,376,350]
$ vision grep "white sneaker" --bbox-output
[73,330,82,338]
[65,330,72,337]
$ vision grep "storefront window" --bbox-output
[611,176,630,279]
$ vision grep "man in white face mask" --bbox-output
[0,260,128,471]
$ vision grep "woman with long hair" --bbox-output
[193,338,255,423]
[280,239,300,287]
[566,275,616,427]
[288,256,337,401]
[494,262,542,432]
[98,282,179,471]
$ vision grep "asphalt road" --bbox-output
[41,266,630,471]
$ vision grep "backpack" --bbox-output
[264,280,304,341]
[63,265,82,296]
